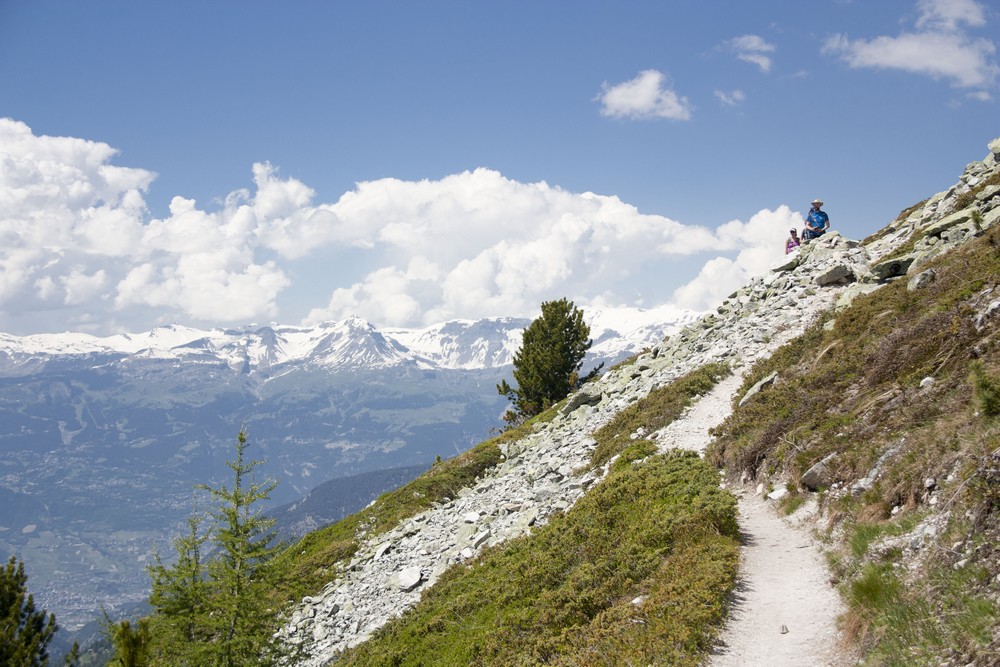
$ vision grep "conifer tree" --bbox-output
[112,429,288,666]
[0,556,59,667]
[497,298,600,425]
[201,428,285,667]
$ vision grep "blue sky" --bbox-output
[0,0,997,335]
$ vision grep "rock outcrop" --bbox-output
[283,137,1000,665]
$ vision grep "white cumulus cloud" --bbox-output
[302,168,713,325]
[0,119,291,331]
[303,177,797,327]
[672,206,802,311]
[916,0,986,31]
[823,0,998,91]
[595,70,693,120]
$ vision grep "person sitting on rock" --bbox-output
[785,228,801,254]
[802,199,829,241]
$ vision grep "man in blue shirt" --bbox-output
[803,199,829,241]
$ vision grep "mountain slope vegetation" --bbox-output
[115,137,1000,665]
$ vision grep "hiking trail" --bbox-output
[655,372,850,667]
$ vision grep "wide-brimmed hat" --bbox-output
[811,199,824,206]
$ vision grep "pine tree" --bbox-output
[0,556,59,667]
[112,430,288,666]
[201,429,286,667]
[497,298,600,426]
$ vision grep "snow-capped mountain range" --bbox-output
[0,303,699,374]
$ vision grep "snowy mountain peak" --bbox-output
[384,317,529,370]
[307,317,412,369]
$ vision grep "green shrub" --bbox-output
[612,439,658,471]
[970,361,1000,417]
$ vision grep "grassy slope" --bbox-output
[338,450,737,667]
[707,225,1000,664]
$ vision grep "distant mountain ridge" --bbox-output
[0,303,699,374]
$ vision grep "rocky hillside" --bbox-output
[274,137,1000,666]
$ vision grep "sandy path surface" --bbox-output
[654,372,849,667]
[710,493,848,667]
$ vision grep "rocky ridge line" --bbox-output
[284,138,1000,665]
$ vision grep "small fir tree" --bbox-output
[201,429,286,667]
[104,616,151,667]
[112,429,288,666]
[497,298,600,426]
[970,361,1000,417]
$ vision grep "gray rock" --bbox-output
[871,255,915,280]
[471,529,491,548]
[801,453,837,491]
[976,183,1000,202]
[922,208,974,238]
[771,253,801,273]
[738,371,778,407]
[907,269,936,291]
[834,284,881,311]
[942,222,978,245]
[396,566,423,592]
[814,264,854,286]
[983,207,1000,230]
[975,298,1000,329]
[560,383,604,415]
[767,487,788,501]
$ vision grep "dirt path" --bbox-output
[710,492,848,666]
[653,373,849,667]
